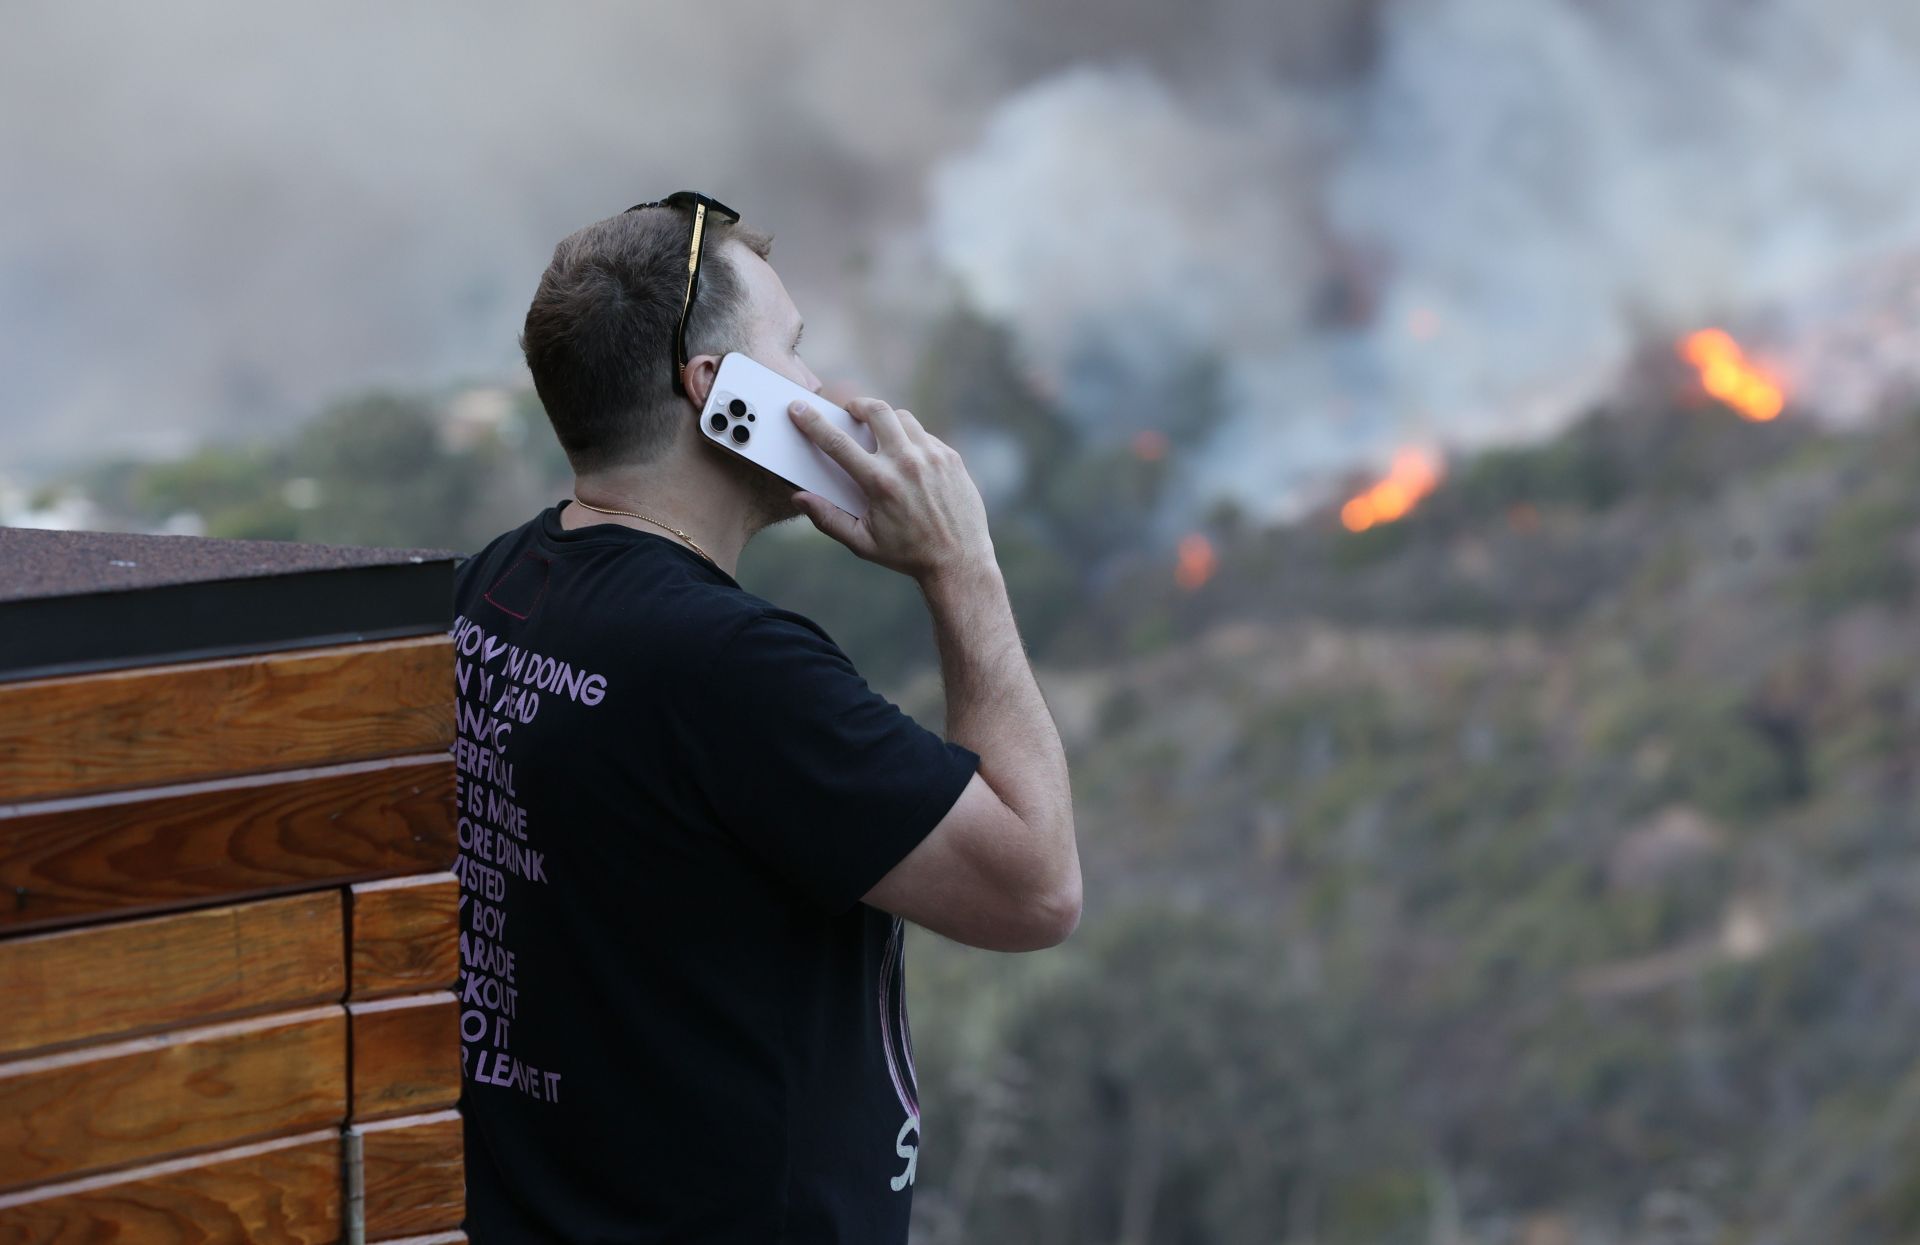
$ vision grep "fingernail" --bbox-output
[789,400,808,416]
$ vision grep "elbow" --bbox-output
[1018,866,1082,951]
[1025,819,1082,949]
[1042,875,1083,947]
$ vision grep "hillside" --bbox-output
[904,396,1920,1244]
[27,358,1920,1243]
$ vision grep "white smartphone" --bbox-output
[697,352,876,518]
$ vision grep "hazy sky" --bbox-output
[6,0,1920,511]
[0,0,1358,469]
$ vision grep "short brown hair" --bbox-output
[521,208,774,472]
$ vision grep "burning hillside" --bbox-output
[1340,448,1445,533]
[1679,328,1786,422]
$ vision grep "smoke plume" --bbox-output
[6,0,1920,519]
[921,0,1920,514]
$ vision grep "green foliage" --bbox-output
[911,306,1075,470]
[908,412,1920,1244]
[1597,685,1809,823]
[1123,610,1175,656]
[204,498,301,541]
[1667,701,1807,821]
[131,445,277,518]
[1798,491,1918,612]
[919,907,1428,1243]
[1450,408,1633,515]
[59,387,568,554]
[994,525,1081,654]
[37,344,1920,1243]
[1332,514,1419,566]
[1322,1169,1430,1245]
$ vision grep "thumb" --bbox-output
[794,492,861,546]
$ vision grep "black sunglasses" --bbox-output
[625,191,742,397]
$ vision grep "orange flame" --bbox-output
[1678,328,1784,422]
[1175,533,1217,590]
[1340,448,1443,533]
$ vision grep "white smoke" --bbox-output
[929,66,1325,394]
[923,0,1920,517]
[9,0,1920,516]
[1330,0,1920,434]
[0,0,992,471]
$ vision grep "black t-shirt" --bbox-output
[450,500,979,1244]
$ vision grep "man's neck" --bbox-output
[566,458,756,578]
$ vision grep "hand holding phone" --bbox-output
[786,395,997,587]
[698,352,875,517]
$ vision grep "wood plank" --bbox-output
[350,992,461,1121]
[356,1109,465,1239]
[0,1006,347,1192]
[0,755,455,935]
[351,873,460,1000]
[0,890,345,1059]
[0,635,454,803]
[0,1127,340,1244]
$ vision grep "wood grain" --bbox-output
[0,890,345,1059]
[349,992,461,1121]
[0,1127,340,1244]
[351,873,460,1000]
[0,635,454,803]
[0,1006,347,1192]
[356,1109,465,1239]
[0,755,455,935]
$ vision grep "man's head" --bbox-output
[521,203,821,478]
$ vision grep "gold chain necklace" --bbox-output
[568,496,719,569]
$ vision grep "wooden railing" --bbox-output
[0,529,462,1244]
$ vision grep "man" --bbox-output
[451,192,1079,1243]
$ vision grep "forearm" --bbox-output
[783,390,1077,901]
[919,562,1076,870]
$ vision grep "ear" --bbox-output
[682,353,722,410]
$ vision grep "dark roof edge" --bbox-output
[0,558,454,684]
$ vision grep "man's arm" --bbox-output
[788,396,1080,952]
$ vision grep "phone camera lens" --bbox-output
[731,425,751,444]
[729,399,748,418]
[709,413,727,432]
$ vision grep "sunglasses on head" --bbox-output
[625,191,742,397]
